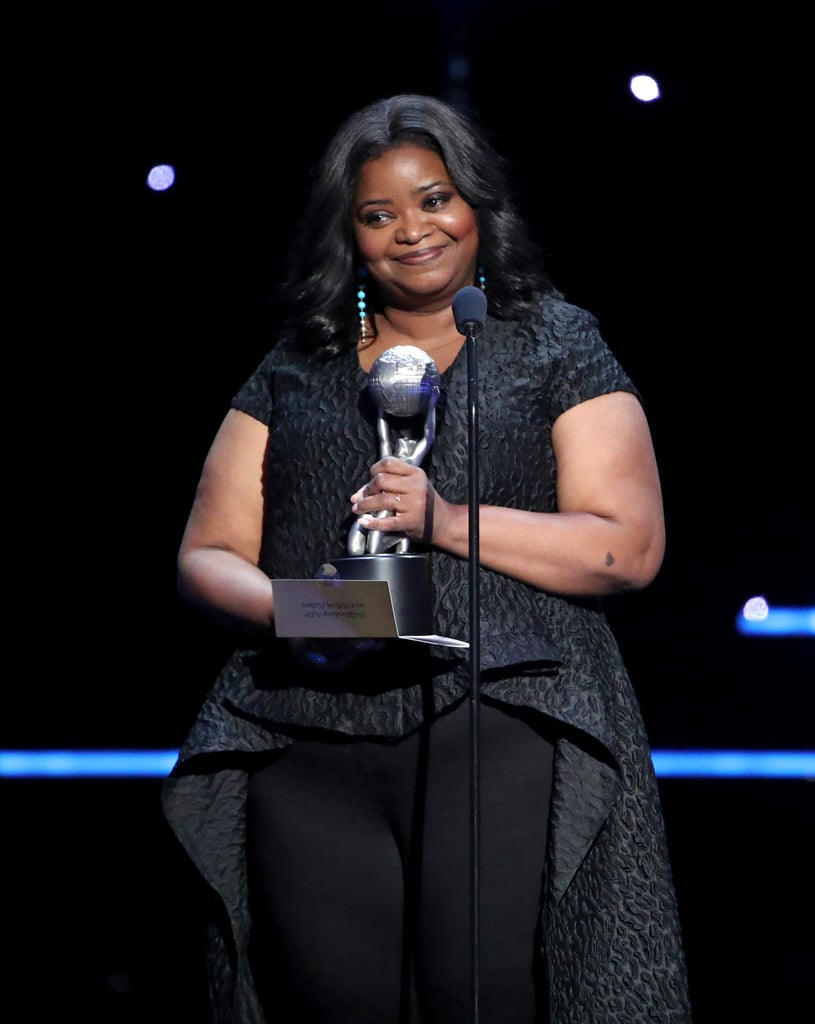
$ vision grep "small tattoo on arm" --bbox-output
[605,552,615,566]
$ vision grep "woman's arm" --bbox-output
[177,408,276,633]
[351,391,665,597]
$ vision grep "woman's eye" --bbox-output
[363,211,391,226]
[425,192,451,210]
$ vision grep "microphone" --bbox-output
[453,286,488,337]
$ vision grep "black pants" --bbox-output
[246,698,555,1023]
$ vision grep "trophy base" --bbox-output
[319,553,433,636]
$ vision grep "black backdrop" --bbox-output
[10,1,812,1020]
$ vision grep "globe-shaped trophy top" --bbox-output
[368,345,441,418]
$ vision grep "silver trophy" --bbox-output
[321,346,441,636]
[348,345,441,556]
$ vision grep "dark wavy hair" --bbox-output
[275,93,561,355]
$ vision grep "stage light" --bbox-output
[146,164,176,191]
[737,600,815,636]
[2,749,814,779]
[0,750,179,777]
[630,74,660,102]
[651,750,815,779]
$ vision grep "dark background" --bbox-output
[10,1,812,1020]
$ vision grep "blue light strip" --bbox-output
[1,749,814,779]
[736,605,815,636]
[0,750,179,778]
[650,750,815,778]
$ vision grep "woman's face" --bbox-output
[352,144,479,309]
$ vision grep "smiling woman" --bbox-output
[352,150,480,381]
[351,143,480,367]
[161,93,692,1023]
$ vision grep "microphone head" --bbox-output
[452,286,488,335]
[368,345,441,418]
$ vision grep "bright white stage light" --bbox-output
[147,164,176,191]
[630,74,660,102]
[743,595,769,621]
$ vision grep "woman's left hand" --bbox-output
[351,456,440,545]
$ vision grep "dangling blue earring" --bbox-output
[478,266,486,292]
[356,269,372,347]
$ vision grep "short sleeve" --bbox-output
[230,347,281,426]
[542,299,641,420]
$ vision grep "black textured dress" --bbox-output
[162,296,693,1022]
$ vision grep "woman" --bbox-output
[162,93,692,1023]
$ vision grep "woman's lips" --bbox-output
[394,246,446,265]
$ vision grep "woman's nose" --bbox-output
[395,211,431,244]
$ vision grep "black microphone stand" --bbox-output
[453,284,487,1024]
[464,320,482,1024]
